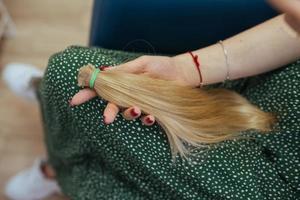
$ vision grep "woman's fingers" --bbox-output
[141,115,155,126]
[103,102,120,124]
[71,61,156,126]
[122,106,156,126]
[104,105,156,126]
[70,65,112,106]
[121,106,141,120]
[70,88,97,106]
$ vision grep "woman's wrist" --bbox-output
[172,53,200,87]
[198,43,231,85]
[173,44,228,87]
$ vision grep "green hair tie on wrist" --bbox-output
[89,68,100,88]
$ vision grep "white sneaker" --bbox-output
[2,63,43,101]
[5,158,61,200]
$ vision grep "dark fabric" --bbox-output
[89,0,277,54]
[37,46,300,199]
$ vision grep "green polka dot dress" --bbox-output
[37,46,300,200]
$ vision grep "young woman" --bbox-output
[3,7,300,200]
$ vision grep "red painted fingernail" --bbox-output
[99,66,109,71]
[146,117,154,124]
[130,108,139,117]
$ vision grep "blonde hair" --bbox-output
[78,64,276,158]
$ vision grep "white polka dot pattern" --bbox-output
[37,46,300,200]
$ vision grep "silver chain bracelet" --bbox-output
[218,40,231,82]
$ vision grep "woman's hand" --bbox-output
[70,55,199,125]
[269,0,300,33]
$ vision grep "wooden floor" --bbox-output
[0,0,92,199]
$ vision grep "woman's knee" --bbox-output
[44,47,83,89]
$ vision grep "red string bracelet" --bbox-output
[188,51,203,87]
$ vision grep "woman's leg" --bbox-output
[2,63,61,200]
[242,62,300,194]
[38,46,299,199]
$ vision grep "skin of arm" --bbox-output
[174,14,300,86]
[72,14,300,125]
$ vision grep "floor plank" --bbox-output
[0,0,92,199]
